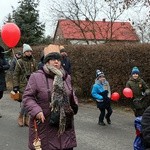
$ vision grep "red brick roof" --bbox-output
[56,19,139,41]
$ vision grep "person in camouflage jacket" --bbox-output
[126,66,150,117]
[13,44,37,127]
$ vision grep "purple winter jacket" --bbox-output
[23,69,78,150]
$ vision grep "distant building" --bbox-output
[53,19,140,45]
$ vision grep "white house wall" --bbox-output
[69,40,105,45]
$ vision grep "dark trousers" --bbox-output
[98,105,112,123]
[0,91,4,99]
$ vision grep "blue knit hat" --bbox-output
[131,67,140,75]
[96,69,105,78]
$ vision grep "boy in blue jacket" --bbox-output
[91,70,112,126]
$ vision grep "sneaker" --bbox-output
[98,122,106,126]
[106,117,111,124]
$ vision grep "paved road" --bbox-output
[0,93,135,150]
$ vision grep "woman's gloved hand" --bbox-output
[13,86,19,93]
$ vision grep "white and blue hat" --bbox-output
[96,69,105,78]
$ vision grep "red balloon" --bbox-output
[111,92,120,101]
[123,87,133,98]
[1,23,21,48]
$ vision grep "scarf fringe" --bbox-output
[44,64,69,135]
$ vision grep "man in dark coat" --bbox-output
[60,46,71,75]
[0,46,10,118]
[126,66,150,117]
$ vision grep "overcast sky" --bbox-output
[1,0,19,28]
[0,0,148,38]
[0,0,52,36]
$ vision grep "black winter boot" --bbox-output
[106,117,111,124]
[98,121,106,126]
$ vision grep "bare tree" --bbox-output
[45,0,139,44]
[124,0,150,42]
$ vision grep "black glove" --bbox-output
[13,86,19,93]
[26,75,30,80]
[71,104,78,115]
[99,90,108,98]
[99,90,110,103]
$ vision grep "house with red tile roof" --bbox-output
[53,19,140,45]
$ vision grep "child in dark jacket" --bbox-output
[126,66,150,117]
[91,70,112,126]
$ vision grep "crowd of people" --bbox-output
[91,66,150,150]
[1,43,150,150]
[0,44,76,150]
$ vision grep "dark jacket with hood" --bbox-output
[126,76,149,99]
[126,76,150,116]
[0,46,10,91]
[61,55,71,75]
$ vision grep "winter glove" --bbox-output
[13,86,19,93]
[99,90,110,103]
[143,89,150,97]
[26,75,30,80]
[71,104,78,115]
[99,90,108,99]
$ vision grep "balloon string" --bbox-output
[2,49,11,54]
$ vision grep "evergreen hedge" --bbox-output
[12,43,150,105]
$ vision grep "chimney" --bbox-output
[85,17,90,21]
[103,18,106,22]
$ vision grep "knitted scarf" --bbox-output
[43,64,72,135]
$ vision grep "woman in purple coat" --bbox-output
[23,44,78,150]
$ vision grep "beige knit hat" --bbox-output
[44,44,61,56]
[43,44,62,63]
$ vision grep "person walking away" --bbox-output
[0,46,10,118]
[23,44,78,150]
[126,66,150,117]
[60,46,71,75]
[91,70,112,126]
[9,51,22,71]
[13,43,37,127]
